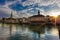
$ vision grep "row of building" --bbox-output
[0,10,60,25]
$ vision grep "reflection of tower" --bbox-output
[10,11,13,18]
[10,24,12,36]
[38,10,40,15]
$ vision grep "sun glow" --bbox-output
[49,12,60,17]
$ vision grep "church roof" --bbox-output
[34,15,44,17]
[29,15,45,18]
[29,10,45,18]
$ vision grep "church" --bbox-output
[28,10,47,24]
[2,12,17,23]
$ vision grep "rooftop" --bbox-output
[29,10,45,18]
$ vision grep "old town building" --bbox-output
[55,15,60,24]
[2,12,17,23]
[28,10,46,24]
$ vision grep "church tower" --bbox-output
[10,11,13,18]
[38,10,40,15]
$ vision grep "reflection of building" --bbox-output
[28,10,46,24]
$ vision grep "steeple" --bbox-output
[10,11,13,18]
[38,10,40,15]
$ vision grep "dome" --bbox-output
[29,10,45,18]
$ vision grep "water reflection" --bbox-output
[29,25,46,40]
[0,23,59,40]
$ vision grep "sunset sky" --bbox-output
[0,0,60,18]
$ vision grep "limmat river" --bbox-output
[0,23,59,40]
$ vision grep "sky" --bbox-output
[0,0,60,18]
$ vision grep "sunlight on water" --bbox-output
[51,28,58,36]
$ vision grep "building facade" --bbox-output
[28,10,47,24]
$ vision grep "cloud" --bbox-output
[0,0,60,18]
[18,9,33,18]
[0,0,32,18]
[0,7,20,18]
[18,0,60,16]
[0,0,21,18]
[38,0,56,6]
[22,0,60,10]
[22,0,56,6]
[48,9,60,16]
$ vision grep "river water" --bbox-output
[0,23,59,40]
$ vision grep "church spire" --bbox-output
[10,11,13,18]
[38,10,40,15]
